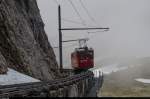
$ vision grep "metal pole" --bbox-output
[62,38,89,43]
[61,27,109,31]
[58,5,63,70]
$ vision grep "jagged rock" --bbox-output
[0,52,8,74]
[0,0,59,81]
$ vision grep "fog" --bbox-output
[37,0,150,68]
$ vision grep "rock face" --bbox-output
[0,52,8,74]
[0,0,59,81]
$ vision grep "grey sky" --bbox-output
[37,0,150,67]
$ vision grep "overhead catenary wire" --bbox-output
[52,0,109,42]
[53,43,78,49]
[79,0,107,34]
[79,0,98,26]
[67,0,95,40]
[53,0,90,35]
[62,18,85,25]
[66,0,106,35]
[67,0,87,26]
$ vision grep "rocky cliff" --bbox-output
[0,0,59,81]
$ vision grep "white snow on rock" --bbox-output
[135,78,150,84]
[0,68,40,85]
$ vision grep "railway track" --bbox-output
[0,70,94,97]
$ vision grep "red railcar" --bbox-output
[71,47,94,70]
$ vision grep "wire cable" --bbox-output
[53,43,78,49]
[67,0,87,26]
[67,0,93,39]
[62,18,84,25]
[79,0,109,35]
[79,0,98,25]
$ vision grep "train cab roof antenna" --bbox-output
[58,5,109,71]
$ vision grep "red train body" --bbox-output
[71,47,94,70]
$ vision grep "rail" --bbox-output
[0,70,94,97]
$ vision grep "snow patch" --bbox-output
[135,78,150,84]
[0,68,40,85]
[100,64,128,75]
[90,64,128,77]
